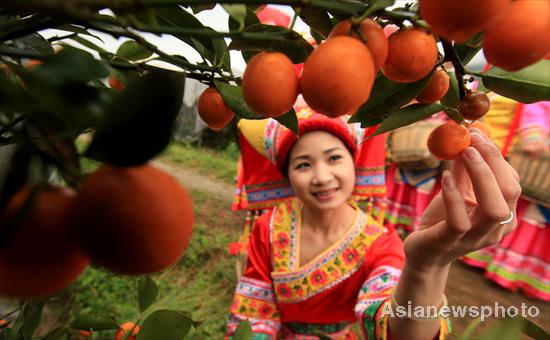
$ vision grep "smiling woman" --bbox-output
[226,97,523,339]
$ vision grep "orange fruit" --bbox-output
[419,0,511,43]
[300,36,375,117]
[416,70,450,103]
[458,92,490,120]
[197,87,235,131]
[328,19,388,70]
[242,52,299,117]
[469,121,491,138]
[69,164,194,275]
[109,76,125,91]
[78,330,92,339]
[382,28,438,83]
[427,122,471,160]
[483,0,550,71]
[114,322,140,340]
[0,319,10,328]
[0,185,89,298]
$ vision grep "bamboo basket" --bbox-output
[508,149,550,207]
[390,120,441,169]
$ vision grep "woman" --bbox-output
[227,108,520,339]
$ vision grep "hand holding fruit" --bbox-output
[404,129,521,271]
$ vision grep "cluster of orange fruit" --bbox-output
[0,164,194,299]
[197,18,449,130]
[420,0,549,71]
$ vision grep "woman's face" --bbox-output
[287,131,355,212]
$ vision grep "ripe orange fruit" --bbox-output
[0,185,89,298]
[416,70,450,103]
[458,92,490,120]
[382,28,438,83]
[114,322,140,340]
[469,121,491,138]
[109,76,125,91]
[69,164,194,275]
[427,122,471,160]
[242,52,299,117]
[300,36,375,117]
[0,319,10,328]
[419,0,511,43]
[328,19,388,71]
[197,87,235,131]
[482,0,550,71]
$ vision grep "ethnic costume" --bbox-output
[227,105,450,339]
[462,95,550,302]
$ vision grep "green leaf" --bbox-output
[443,107,463,123]
[136,310,192,340]
[477,317,523,340]
[349,71,434,127]
[275,108,299,135]
[233,321,253,340]
[370,103,444,137]
[228,24,314,63]
[35,46,109,85]
[206,27,231,72]
[40,327,71,340]
[55,24,104,42]
[85,70,185,166]
[213,80,263,120]
[481,60,550,103]
[456,318,482,340]
[116,40,153,61]
[21,301,44,340]
[70,314,119,331]
[223,4,247,30]
[440,71,460,109]
[228,7,260,31]
[68,36,107,54]
[453,33,483,66]
[138,276,159,312]
[156,6,217,65]
[294,7,333,37]
[190,4,216,13]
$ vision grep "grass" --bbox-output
[158,142,239,184]
[64,189,244,338]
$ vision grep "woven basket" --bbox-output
[508,149,550,207]
[390,120,441,169]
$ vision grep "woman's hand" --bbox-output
[403,129,522,271]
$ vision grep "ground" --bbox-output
[159,158,550,339]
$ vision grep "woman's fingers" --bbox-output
[469,131,522,208]
[439,170,472,242]
[451,158,477,209]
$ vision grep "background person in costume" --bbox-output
[226,103,521,339]
[462,95,550,302]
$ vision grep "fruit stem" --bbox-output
[441,39,467,100]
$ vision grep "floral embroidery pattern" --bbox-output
[230,276,280,322]
[270,199,385,303]
[274,232,289,249]
[354,266,401,319]
[310,269,328,286]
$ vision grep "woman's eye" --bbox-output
[295,162,310,170]
[329,155,342,162]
